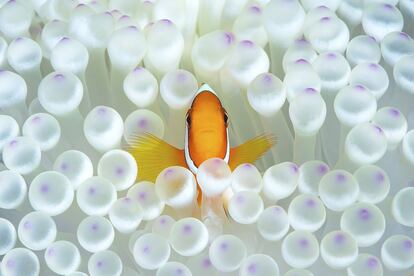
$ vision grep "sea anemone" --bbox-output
[0,0,414,275]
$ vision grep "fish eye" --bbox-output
[224,112,229,125]
[186,113,191,126]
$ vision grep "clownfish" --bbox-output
[126,84,275,202]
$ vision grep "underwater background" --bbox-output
[0,0,414,275]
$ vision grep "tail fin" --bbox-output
[228,134,276,170]
[124,133,186,182]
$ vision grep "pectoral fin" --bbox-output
[228,134,276,170]
[125,133,186,182]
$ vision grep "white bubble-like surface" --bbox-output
[0,70,27,108]
[127,182,164,221]
[393,54,414,93]
[88,250,123,276]
[263,162,299,201]
[319,170,359,211]
[381,235,414,271]
[362,3,403,41]
[169,217,208,256]
[2,136,41,175]
[77,216,114,253]
[0,36,6,66]
[340,202,385,247]
[107,26,146,70]
[209,235,246,272]
[160,69,197,110]
[133,233,171,270]
[381,31,414,66]
[18,211,57,251]
[283,38,317,73]
[84,106,124,152]
[284,62,321,102]
[231,163,263,193]
[53,150,94,190]
[0,170,27,209]
[349,62,389,100]
[124,67,158,108]
[288,194,326,232]
[372,107,407,149]
[334,84,377,127]
[392,187,414,227]
[50,37,89,75]
[0,1,33,39]
[152,215,176,238]
[298,160,329,195]
[29,171,74,216]
[263,0,305,45]
[186,253,217,276]
[347,254,383,276]
[1,248,39,276]
[41,19,68,59]
[156,166,197,208]
[22,113,61,151]
[257,206,290,241]
[354,165,390,204]
[402,129,414,165]
[109,197,143,234]
[0,115,19,152]
[145,19,184,76]
[156,262,192,276]
[38,71,83,116]
[77,176,117,216]
[306,15,349,53]
[7,37,42,73]
[303,6,337,33]
[196,158,232,197]
[191,30,235,79]
[320,231,358,269]
[346,35,381,66]
[312,52,350,94]
[222,40,269,88]
[123,109,165,143]
[0,218,16,256]
[44,240,81,275]
[128,229,146,254]
[228,191,263,224]
[302,1,340,12]
[97,149,137,191]
[72,12,114,48]
[239,254,279,276]
[281,230,319,268]
[247,73,286,117]
[345,122,387,165]
[289,89,326,136]
[0,1,413,275]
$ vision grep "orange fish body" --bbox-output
[185,88,229,173]
[126,84,275,199]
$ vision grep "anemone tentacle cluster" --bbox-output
[0,0,414,275]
